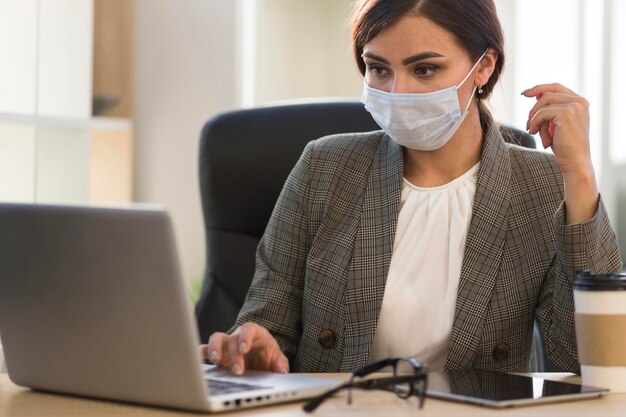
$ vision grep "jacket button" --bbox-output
[492,343,510,361]
[318,329,336,349]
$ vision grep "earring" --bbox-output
[478,85,484,95]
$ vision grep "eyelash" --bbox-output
[414,65,439,78]
[366,64,389,78]
[365,63,440,79]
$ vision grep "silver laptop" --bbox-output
[0,202,339,412]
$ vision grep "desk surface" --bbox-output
[1,373,623,416]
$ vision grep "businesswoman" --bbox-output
[202,0,622,375]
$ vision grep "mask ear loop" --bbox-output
[462,86,478,114]
[457,50,488,89]
[458,50,488,114]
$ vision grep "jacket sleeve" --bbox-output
[536,195,623,372]
[228,141,316,364]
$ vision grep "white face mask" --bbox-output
[361,51,487,151]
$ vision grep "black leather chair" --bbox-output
[195,101,380,343]
[195,99,556,370]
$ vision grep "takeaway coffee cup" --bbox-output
[574,269,626,393]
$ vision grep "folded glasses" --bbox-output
[303,356,428,412]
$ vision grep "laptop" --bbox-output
[0,202,339,412]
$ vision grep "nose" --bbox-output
[390,75,413,94]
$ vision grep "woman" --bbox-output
[202,0,622,375]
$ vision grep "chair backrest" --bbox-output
[195,100,536,342]
[195,101,380,342]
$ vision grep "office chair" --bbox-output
[195,100,380,343]
[195,99,558,371]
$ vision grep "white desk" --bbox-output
[1,373,623,416]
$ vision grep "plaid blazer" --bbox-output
[233,122,622,373]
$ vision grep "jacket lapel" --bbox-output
[445,125,512,369]
[340,135,403,372]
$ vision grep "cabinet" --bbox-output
[0,0,133,204]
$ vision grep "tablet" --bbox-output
[425,369,609,408]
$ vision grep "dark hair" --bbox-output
[351,0,505,100]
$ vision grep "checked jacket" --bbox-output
[232,121,622,373]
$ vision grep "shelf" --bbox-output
[0,0,133,205]
[0,113,132,131]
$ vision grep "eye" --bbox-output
[366,64,390,79]
[414,65,439,78]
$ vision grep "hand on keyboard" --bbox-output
[201,322,290,376]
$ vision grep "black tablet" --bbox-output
[425,369,609,408]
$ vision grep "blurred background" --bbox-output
[0,0,625,297]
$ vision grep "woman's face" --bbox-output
[362,14,487,101]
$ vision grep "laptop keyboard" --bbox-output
[206,378,269,395]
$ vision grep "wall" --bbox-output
[132,0,363,284]
[133,1,238,283]
[608,0,626,264]
[253,0,361,104]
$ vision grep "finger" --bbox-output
[529,100,589,137]
[227,328,246,375]
[242,324,290,373]
[199,344,210,359]
[236,322,262,355]
[527,92,586,124]
[539,123,552,149]
[206,332,229,364]
[527,104,571,135]
[270,353,290,374]
[237,323,275,372]
[521,82,577,98]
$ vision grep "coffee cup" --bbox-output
[574,269,626,393]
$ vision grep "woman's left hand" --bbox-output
[522,83,599,224]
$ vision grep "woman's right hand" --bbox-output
[200,322,290,375]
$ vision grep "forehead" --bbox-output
[363,14,466,59]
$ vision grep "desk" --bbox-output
[1,373,624,416]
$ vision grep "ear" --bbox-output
[475,47,498,87]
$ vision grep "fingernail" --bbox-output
[232,364,243,375]
[238,342,247,354]
[521,89,529,96]
[209,350,218,363]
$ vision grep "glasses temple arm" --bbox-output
[351,358,400,377]
[302,382,350,413]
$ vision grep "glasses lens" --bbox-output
[390,358,417,399]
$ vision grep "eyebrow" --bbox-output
[362,51,445,66]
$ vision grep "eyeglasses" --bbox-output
[303,357,428,413]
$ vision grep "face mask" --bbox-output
[361,51,487,151]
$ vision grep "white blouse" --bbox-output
[369,163,479,370]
